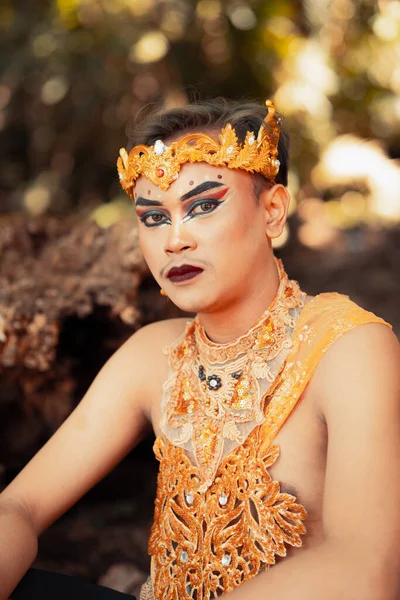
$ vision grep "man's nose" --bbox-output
[164,218,197,255]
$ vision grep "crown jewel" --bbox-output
[117,99,282,195]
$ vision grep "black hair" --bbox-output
[127,98,290,195]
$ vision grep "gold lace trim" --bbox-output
[139,577,155,600]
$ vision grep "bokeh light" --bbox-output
[130,31,170,64]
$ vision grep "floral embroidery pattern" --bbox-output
[149,435,306,600]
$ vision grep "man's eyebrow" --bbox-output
[181,181,224,201]
[135,181,225,207]
[135,197,163,207]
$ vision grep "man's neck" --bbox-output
[197,258,281,344]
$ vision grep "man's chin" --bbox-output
[170,292,218,315]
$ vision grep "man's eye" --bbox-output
[190,200,220,215]
[139,212,167,227]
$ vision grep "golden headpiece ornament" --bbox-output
[117,99,282,196]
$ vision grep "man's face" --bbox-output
[134,162,275,314]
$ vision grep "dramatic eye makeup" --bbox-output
[135,181,229,228]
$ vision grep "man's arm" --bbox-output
[0,319,180,599]
[226,322,400,600]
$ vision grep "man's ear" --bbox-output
[260,184,290,239]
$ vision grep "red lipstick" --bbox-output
[167,264,204,282]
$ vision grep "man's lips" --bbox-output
[167,264,204,279]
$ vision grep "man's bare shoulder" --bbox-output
[123,318,191,421]
[130,317,191,354]
[309,321,399,415]
[303,322,400,573]
[120,317,191,385]
[140,316,191,338]
[95,317,190,377]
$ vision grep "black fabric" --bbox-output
[11,568,136,600]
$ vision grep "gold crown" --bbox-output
[117,99,282,195]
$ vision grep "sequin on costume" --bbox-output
[141,261,392,600]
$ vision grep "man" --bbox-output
[0,98,399,600]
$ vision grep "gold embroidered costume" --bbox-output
[140,262,391,600]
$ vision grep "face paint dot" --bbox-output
[217,174,223,179]
[189,180,194,186]
[148,190,151,195]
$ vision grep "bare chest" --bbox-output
[268,386,327,548]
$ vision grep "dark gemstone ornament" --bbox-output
[156,168,165,177]
[198,365,206,381]
[231,371,242,380]
[207,375,222,391]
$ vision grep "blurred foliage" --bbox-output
[1,0,400,251]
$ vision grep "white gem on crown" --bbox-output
[154,140,166,156]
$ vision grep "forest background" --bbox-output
[1,0,400,595]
